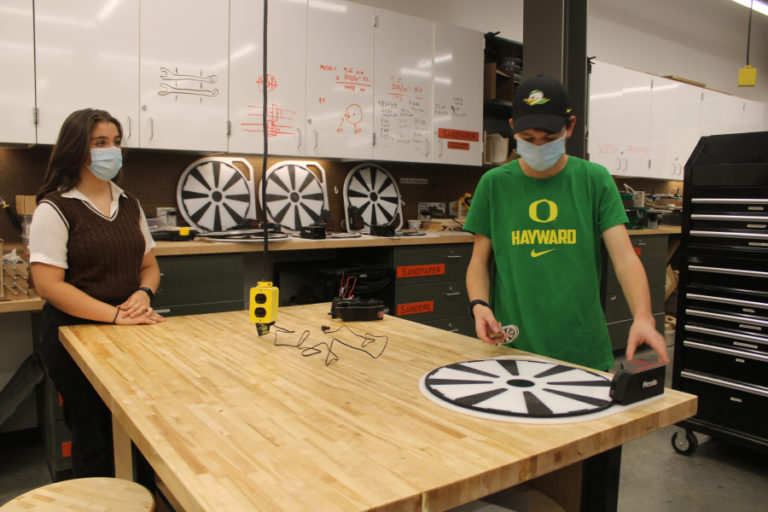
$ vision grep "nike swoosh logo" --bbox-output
[530,248,555,258]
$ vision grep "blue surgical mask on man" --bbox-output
[515,135,566,172]
[88,147,123,181]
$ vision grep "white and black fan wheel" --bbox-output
[343,163,402,232]
[259,161,327,232]
[176,157,255,232]
[422,359,613,419]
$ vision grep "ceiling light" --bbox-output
[731,0,768,16]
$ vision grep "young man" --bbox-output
[464,75,668,370]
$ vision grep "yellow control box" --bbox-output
[249,281,279,333]
[738,65,757,87]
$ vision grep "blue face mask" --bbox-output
[515,135,566,172]
[88,147,123,181]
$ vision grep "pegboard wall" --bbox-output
[0,146,484,242]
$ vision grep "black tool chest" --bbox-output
[672,131,768,455]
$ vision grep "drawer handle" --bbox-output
[692,198,768,204]
[685,324,768,345]
[687,293,768,310]
[691,230,768,240]
[154,308,171,314]
[691,214,768,222]
[681,370,768,398]
[688,265,768,279]
[685,308,768,327]
[445,254,463,259]
[683,340,768,363]
[444,291,461,297]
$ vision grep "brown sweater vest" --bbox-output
[42,191,145,304]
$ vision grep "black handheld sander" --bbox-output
[610,359,666,405]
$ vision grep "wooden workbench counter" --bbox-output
[152,226,680,257]
[60,302,696,512]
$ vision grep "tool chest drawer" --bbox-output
[392,243,472,284]
[394,280,467,322]
[679,371,768,440]
[681,340,768,387]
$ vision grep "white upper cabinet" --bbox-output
[34,0,139,146]
[139,0,229,151]
[305,0,374,159]
[432,22,484,166]
[588,61,652,177]
[700,89,746,137]
[649,76,701,180]
[372,9,433,162]
[743,99,767,133]
[0,0,35,144]
[229,0,307,156]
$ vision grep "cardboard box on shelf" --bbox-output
[15,195,37,215]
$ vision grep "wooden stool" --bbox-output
[0,477,155,511]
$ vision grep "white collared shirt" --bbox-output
[29,181,155,269]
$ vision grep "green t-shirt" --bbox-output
[463,156,628,370]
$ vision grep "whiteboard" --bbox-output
[0,0,35,144]
[432,22,484,166]
[35,0,139,146]
[306,0,374,159]
[140,0,229,151]
[372,9,433,162]
[229,0,308,156]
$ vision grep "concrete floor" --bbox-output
[2,348,767,510]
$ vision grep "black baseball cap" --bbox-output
[511,75,574,134]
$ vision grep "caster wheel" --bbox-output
[671,429,698,455]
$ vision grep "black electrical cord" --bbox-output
[270,324,388,366]
[747,0,754,66]
[262,0,270,280]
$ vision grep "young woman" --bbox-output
[29,108,164,477]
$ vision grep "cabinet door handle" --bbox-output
[296,127,302,149]
[424,139,430,157]
[313,129,318,150]
[126,116,132,138]
[149,117,154,141]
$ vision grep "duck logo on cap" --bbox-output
[523,89,550,106]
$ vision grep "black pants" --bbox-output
[36,303,114,478]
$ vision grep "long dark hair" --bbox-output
[36,109,123,203]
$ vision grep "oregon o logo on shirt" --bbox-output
[528,199,558,223]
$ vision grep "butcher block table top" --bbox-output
[58,303,696,512]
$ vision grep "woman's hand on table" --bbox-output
[116,290,165,324]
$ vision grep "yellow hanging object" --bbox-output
[738,65,757,87]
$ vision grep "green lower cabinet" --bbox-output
[423,315,476,337]
[154,254,245,316]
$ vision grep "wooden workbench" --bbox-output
[58,302,696,512]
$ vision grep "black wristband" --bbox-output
[468,299,490,320]
[138,286,154,300]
